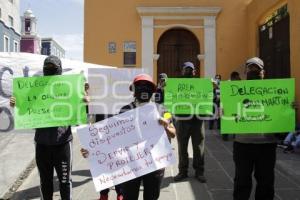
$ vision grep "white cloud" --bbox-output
[51,34,83,61]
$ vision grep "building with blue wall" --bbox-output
[0,0,21,52]
[41,38,65,58]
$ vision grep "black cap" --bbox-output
[44,55,62,68]
[43,55,62,75]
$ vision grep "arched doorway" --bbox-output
[157,29,200,78]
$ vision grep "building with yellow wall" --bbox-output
[84,0,300,121]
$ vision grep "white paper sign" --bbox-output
[88,68,143,114]
[77,103,176,192]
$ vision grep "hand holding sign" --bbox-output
[81,148,89,158]
[9,96,16,107]
[292,101,298,110]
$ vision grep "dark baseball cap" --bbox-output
[44,55,62,68]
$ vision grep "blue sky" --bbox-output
[20,0,84,60]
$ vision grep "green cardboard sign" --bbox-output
[164,78,213,115]
[13,74,87,129]
[221,79,295,134]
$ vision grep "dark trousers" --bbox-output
[233,142,277,200]
[36,142,72,200]
[176,120,205,174]
[209,118,220,130]
[209,101,220,130]
[122,169,165,200]
[100,184,122,196]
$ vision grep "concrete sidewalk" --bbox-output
[2,127,300,200]
[0,130,35,199]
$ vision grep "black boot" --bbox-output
[174,172,188,182]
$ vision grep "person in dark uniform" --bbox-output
[10,55,89,200]
[173,62,206,183]
[154,73,167,104]
[233,57,277,200]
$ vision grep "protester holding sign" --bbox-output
[81,74,175,200]
[232,57,279,200]
[10,55,89,200]
[154,73,167,104]
[209,78,221,130]
[119,74,175,200]
[173,62,206,183]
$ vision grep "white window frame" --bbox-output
[13,40,19,52]
[4,35,10,52]
[123,41,137,66]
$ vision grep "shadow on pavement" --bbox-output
[72,169,92,177]
[11,170,93,200]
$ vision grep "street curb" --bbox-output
[1,159,36,200]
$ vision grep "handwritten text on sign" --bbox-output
[220,79,295,134]
[77,103,176,192]
[164,78,213,115]
[13,74,87,129]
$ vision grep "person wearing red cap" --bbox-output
[121,73,175,200]
[81,74,175,200]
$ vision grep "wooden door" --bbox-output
[157,29,200,78]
